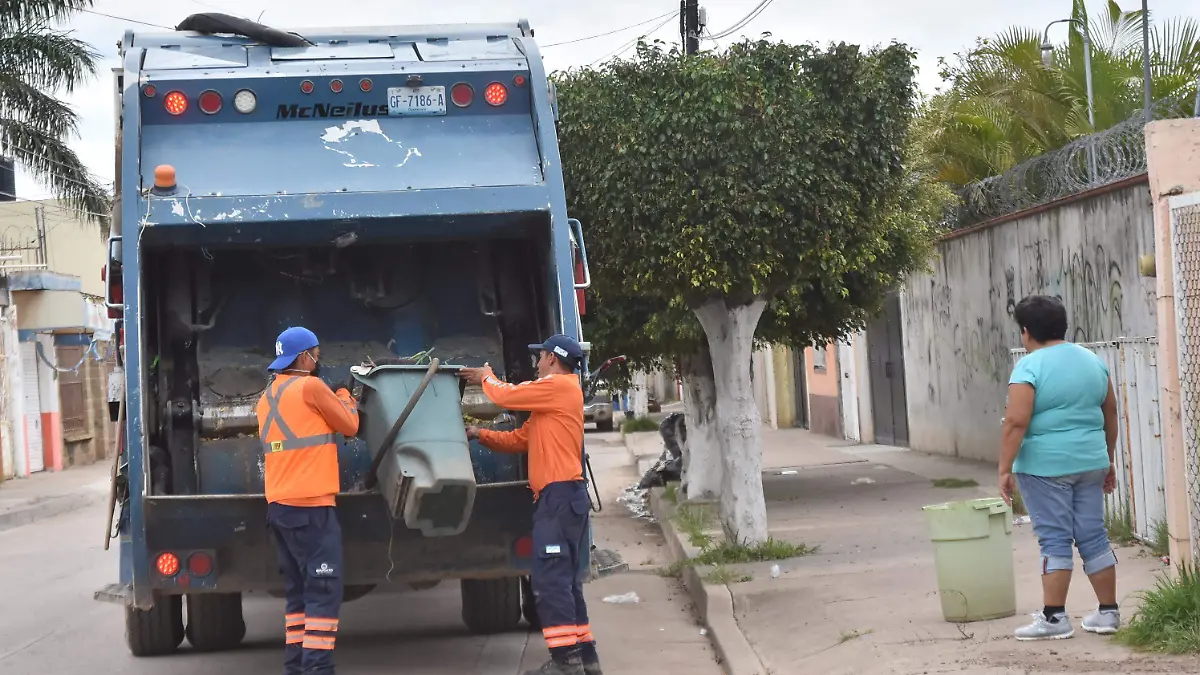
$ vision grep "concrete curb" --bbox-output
[622,432,660,476]
[0,492,102,533]
[648,488,767,675]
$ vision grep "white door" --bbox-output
[21,342,43,473]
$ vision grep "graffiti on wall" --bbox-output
[1008,240,1128,343]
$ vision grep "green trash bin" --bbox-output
[922,497,1017,623]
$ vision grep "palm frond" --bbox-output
[0,1,94,30]
[0,24,99,93]
[0,73,80,138]
[1,119,111,225]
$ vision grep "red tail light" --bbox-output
[156,552,180,576]
[484,82,508,106]
[164,91,188,116]
[143,84,157,98]
[300,80,314,94]
[514,535,533,558]
[198,90,222,115]
[187,552,214,577]
[451,83,474,108]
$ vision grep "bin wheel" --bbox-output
[125,593,184,657]
[185,593,246,652]
[520,576,541,630]
[461,578,522,635]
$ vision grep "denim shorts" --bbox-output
[1016,469,1117,575]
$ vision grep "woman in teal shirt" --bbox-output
[999,295,1120,641]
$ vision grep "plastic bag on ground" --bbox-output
[602,592,640,604]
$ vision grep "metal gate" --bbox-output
[1168,192,1200,560]
[1011,338,1166,542]
[20,341,43,473]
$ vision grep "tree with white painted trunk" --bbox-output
[557,39,947,544]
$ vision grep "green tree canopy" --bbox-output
[0,0,111,223]
[556,39,937,542]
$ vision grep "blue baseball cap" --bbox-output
[269,326,319,371]
[528,334,584,371]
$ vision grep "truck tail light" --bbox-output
[107,267,123,319]
[198,90,223,115]
[575,258,587,316]
[187,552,214,577]
[156,552,180,576]
[451,83,474,108]
[484,82,507,106]
[164,91,188,116]
[514,535,533,558]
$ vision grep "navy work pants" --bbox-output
[267,503,343,675]
[531,481,595,653]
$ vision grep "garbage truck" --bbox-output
[95,14,611,657]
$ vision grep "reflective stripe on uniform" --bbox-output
[303,635,336,650]
[543,624,580,649]
[261,377,336,453]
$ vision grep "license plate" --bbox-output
[387,86,446,117]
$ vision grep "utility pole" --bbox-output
[1142,0,1152,118]
[682,0,700,55]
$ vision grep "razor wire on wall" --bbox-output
[1170,196,1200,561]
[953,97,1195,230]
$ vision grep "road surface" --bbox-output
[0,435,719,675]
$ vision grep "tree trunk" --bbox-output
[678,349,721,500]
[630,371,649,417]
[694,297,769,546]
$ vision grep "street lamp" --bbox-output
[1041,17,1096,181]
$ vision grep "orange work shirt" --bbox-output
[477,372,584,500]
[255,374,359,508]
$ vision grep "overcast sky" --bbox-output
[16,0,1195,199]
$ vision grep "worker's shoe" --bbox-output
[1014,612,1074,641]
[583,662,604,675]
[579,641,603,675]
[524,650,586,675]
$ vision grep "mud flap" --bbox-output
[95,582,131,605]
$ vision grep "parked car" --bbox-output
[585,388,616,432]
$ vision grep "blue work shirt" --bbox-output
[1009,342,1111,478]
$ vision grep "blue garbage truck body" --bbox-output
[99,16,595,656]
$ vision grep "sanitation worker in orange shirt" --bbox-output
[256,326,359,675]
[459,334,601,675]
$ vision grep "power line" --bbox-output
[708,0,777,40]
[590,11,680,66]
[80,8,173,30]
[542,10,680,48]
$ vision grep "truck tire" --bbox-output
[460,578,522,635]
[520,576,540,630]
[185,593,246,652]
[595,418,614,433]
[126,593,184,657]
[343,584,376,603]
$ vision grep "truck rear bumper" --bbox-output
[139,484,534,594]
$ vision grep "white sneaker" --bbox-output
[1014,612,1074,641]
[1082,609,1120,635]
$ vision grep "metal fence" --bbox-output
[0,205,47,271]
[953,98,1195,229]
[1011,338,1166,543]
[1169,193,1200,560]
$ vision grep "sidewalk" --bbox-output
[0,461,112,532]
[647,428,1200,675]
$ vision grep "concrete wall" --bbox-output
[903,179,1158,461]
[1146,118,1200,566]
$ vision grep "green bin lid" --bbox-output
[922,497,1007,513]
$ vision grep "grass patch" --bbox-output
[703,564,753,584]
[672,502,717,549]
[693,537,818,566]
[1105,500,1139,547]
[1010,488,1027,516]
[657,560,685,578]
[932,478,979,489]
[663,482,679,504]
[1149,520,1171,559]
[621,416,659,435]
[838,628,873,644]
[1116,563,1200,653]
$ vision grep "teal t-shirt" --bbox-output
[1009,342,1111,478]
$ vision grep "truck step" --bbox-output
[94,582,131,605]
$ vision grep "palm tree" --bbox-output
[0,0,110,224]
[918,0,1200,185]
